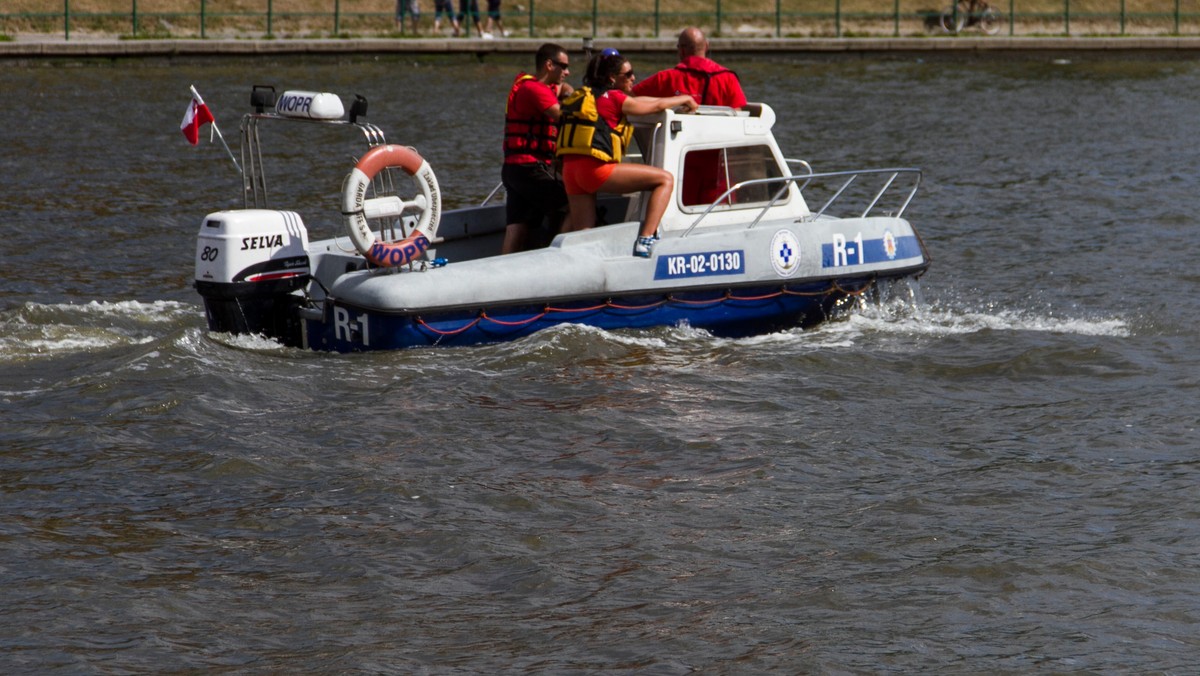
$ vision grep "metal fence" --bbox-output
[3,0,1199,40]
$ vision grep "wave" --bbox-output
[0,300,199,363]
[427,295,1134,362]
[832,301,1131,339]
[2,291,1128,366]
[654,293,1131,354]
[202,330,297,354]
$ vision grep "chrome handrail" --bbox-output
[785,158,813,176]
[240,113,385,210]
[681,167,921,238]
[481,181,504,206]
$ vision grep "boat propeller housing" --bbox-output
[194,209,311,344]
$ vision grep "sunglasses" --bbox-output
[618,70,636,79]
[551,60,570,70]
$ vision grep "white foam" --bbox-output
[497,295,1132,358]
[69,299,198,322]
[0,299,199,363]
[204,331,293,353]
[521,323,671,351]
[656,299,1131,353]
[845,305,1130,339]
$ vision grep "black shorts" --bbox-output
[501,161,568,230]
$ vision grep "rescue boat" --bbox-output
[193,85,930,352]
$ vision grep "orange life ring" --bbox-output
[341,144,441,267]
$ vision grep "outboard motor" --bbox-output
[194,209,311,346]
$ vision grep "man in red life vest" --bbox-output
[633,27,746,207]
[501,43,574,254]
[632,27,746,108]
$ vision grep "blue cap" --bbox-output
[601,48,620,57]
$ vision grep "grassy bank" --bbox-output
[3,0,1199,39]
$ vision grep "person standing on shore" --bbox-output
[632,27,746,108]
[457,0,485,36]
[500,43,574,254]
[484,0,509,38]
[396,0,422,34]
[433,0,460,35]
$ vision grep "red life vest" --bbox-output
[503,73,559,164]
[673,62,740,106]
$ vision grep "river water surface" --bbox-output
[2,51,1199,672]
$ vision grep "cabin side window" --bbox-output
[680,145,787,211]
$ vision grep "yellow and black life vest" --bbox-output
[556,86,633,163]
[504,73,559,163]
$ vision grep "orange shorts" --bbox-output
[561,155,617,195]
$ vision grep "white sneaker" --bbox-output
[633,236,656,258]
[481,32,494,39]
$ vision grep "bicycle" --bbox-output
[939,0,1002,34]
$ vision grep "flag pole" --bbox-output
[190,85,241,174]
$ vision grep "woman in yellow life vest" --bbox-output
[557,51,697,258]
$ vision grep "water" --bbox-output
[2,52,1199,672]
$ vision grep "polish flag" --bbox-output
[180,92,215,145]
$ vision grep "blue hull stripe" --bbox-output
[821,234,921,268]
[306,274,924,352]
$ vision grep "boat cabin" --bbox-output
[625,103,811,234]
[235,90,808,259]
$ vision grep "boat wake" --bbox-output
[414,284,1135,362]
[584,282,1132,354]
[0,300,198,363]
[841,302,1131,339]
[203,330,300,354]
[0,290,1130,367]
[764,291,1131,353]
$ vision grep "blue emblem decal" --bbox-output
[771,230,801,277]
[654,250,746,280]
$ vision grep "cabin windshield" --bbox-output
[679,145,788,212]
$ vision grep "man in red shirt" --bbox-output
[632,27,746,108]
[633,28,747,208]
[501,43,573,254]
